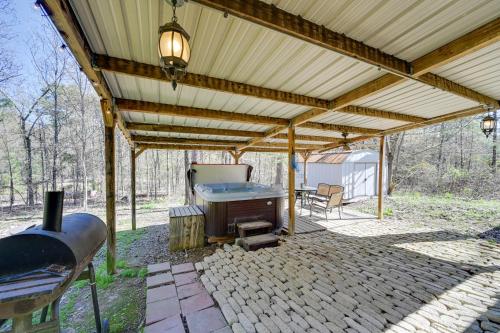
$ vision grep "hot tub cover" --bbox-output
[195,182,285,202]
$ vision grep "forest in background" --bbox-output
[0,1,498,213]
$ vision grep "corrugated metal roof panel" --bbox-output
[312,111,408,130]
[104,72,310,119]
[68,0,499,138]
[262,0,500,61]
[72,0,382,101]
[433,42,500,100]
[121,111,272,132]
[355,80,480,119]
[131,130,248,142]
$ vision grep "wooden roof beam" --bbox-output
[329,18,500,110]
[381,106,487,135]
[132,135,244,146]
[137,143,290,153]
[316,106,487,152]
[412,17,500,76]
[299,122,381,135]
[132,134,317,149]
[273,133,340,143]
[191,0,410,77]
[188,1,500,109]
[94,55,329,110]
[117,98,289,126]
[338,106,427,123]
[126,122,265,138]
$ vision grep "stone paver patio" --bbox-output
[197,207,500,333]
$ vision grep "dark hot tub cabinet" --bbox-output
[189,164,285,239]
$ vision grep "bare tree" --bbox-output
[1,88,50,206]
[385,133,405,195]
[0,0,18,86]
[30,28,68,191]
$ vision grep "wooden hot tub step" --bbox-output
[237,220,273,237]
[241,233,279,251]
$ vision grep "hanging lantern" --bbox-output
[480,112,496,138]
[158,0,190,90]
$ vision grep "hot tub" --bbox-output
[194,182,285,239]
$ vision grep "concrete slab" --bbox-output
[147,284,177,304]
[147,272,174,289]
[186,307,227,333]
[176,281,205,300]
[174,271,198,286]
[172,262,195,275]
[148,262,171,276]
[145,298,181,325]
[144,315,184,333]
[180,291,214,315]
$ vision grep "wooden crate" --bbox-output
[169,205,205,251]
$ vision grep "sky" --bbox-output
[3,0,68,86]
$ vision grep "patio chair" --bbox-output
[310,185,344,220]
[307,183,331,201]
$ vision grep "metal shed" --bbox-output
[296,150,387,200]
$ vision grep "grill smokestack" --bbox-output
[43,191,64,232]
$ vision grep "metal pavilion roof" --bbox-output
[41,0,500,154]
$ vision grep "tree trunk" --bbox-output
[51,90,59,191]
[385,133,404,196]
[20,118,35,207]
[437,123,446,183]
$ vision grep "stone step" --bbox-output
[237,220,273,237]
[240,233,279,251]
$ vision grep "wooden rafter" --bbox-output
[132,134,317,149]
[239,126,285,150]
[300,122,381,135]
[316,106,487,152]
[137,143,290,153]
[274,133,340,143]
[338,106,426,123]
[94,55,329,110]
[40,0,133,144]
[191,0,410,76]
[132,135,244,146]
[381,106,486,135]
[117,98,289,126]
[191,1,499,109]
[126,122,265,138]
[412,17,500,76]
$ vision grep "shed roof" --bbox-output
[42,0,500,153]
[298,153,350,164]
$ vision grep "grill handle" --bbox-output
[43,191,64,232]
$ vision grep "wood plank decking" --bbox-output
[282,211,327,234]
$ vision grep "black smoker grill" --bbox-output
[0,192,109,333]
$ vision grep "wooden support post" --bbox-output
[105,122,116,274]
[130,147,136,231]
[229,151,245,164]
[288,126,296,235]
[300,151,312,185]
[377,136,385,220]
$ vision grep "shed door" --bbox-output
[353,163,377,197]
[353,163,366,197]
[365,163,376,196]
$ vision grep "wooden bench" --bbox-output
[169,205,205,251]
